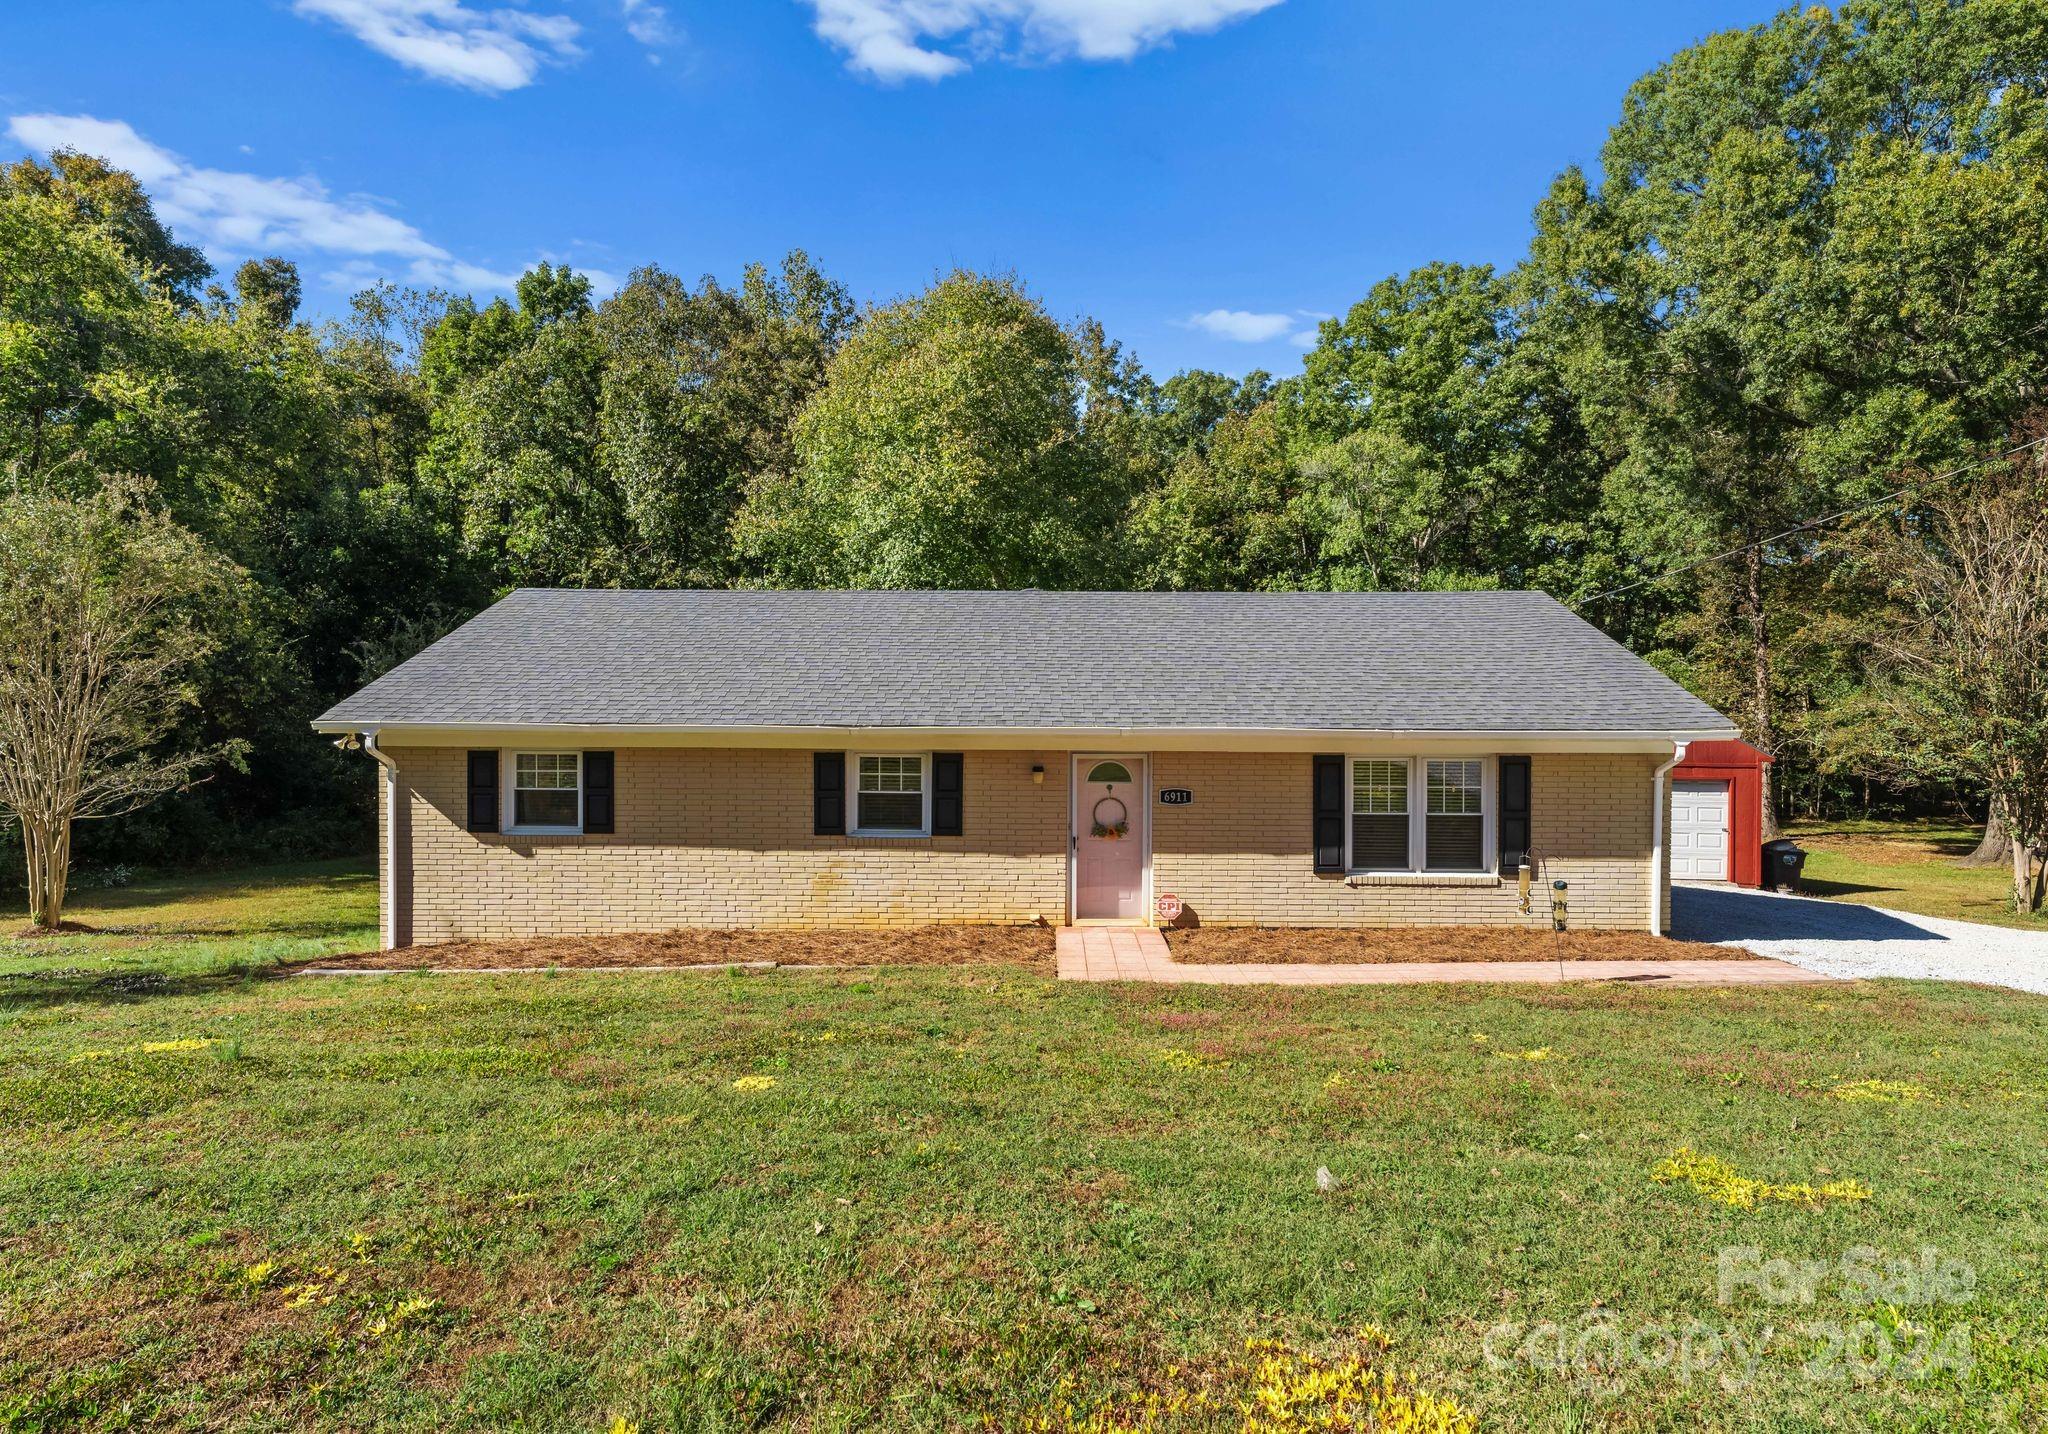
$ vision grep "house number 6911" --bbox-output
[1158,788,1193,805]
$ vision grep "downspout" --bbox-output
[361,729,400,951]
[1649,740,1690,935]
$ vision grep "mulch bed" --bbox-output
[293,925,1056,974]
[1164,926,1752,964]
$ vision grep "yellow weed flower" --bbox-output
[1155,1047,1227,1072]
[70,1038,218,1064]
[731,1075,778,1092]
[1651,1147,1871,1209]
[1830,1079,1930,1103]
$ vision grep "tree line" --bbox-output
[2,0,2045,914]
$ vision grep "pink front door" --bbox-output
[1074,757,1146,921]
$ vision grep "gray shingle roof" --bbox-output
[315,589,1735,736]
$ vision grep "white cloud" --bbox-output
[6,113,543,296]
[803,0,1285,82]
[1183,306,1329,346]
[292,0,582,92]
[620,0,680,54]
[1185,308,1293,343]
[1291,310,1331,346]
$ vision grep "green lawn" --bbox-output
[1787,820,2048,932]
[4,862,2047,1430]
[0,858,376,982]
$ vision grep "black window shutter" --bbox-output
[931,752,963,836]
[814,752,846,835]
[583,751,615,834]
[1312,755,1345,874]
[1499,755,1531,873]
[466,750,499,833]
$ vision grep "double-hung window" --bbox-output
[1350,759,1411,871]
[510,751,581,831]
[1348,756,1492,874]
[1424,759,1485,872]
[854,754,928,835]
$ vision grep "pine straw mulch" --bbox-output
[1164,925,1753,964]
[293,925,1056,974]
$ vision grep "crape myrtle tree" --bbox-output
[1529,0,2048,831]
[1830,422,2048,911]
[0,148,464,868]
[0,476,245,928]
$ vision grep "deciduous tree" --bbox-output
[0,476,245,928]
[1835,425,2048,912]
[1529,0,2048,829]
[737,272,1129,589]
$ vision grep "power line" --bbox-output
[1579,432,2048,606]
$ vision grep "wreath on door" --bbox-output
[1091,796,1130,840]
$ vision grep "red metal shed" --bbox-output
[1670,740,1773,888]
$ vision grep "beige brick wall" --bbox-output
[383,747,1069,943]
[1152,752,1664,931]
[379,746,1670,945]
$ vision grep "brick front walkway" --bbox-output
[1054,927,1833,987]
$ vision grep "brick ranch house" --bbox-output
[314,589,1740,950]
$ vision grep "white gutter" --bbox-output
[1648,739,1690,935]
[361,729,400,951]
[312,719,1742,742]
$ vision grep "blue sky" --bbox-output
[5,0,1781,376]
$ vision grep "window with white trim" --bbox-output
[510,751,581,831]
[854,754,928,835]
[1347,756,1493,874]
[1425,759,1485,871]
[1350,759,1410,871]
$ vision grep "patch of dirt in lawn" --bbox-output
[295,924,1055,974]
[8,919,100,938]
[1164,926,1751,963]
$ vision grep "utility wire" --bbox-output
[1579,432,2048,606]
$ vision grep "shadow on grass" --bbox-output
[1790,824,1983,859]
[58,864,374,915]
[0,963,278,1012]
[61,920,376,941]
[1796,877,1902,899]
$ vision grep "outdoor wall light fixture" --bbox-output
[1031,765,1045,784]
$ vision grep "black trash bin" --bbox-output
[1761,838,1808,893]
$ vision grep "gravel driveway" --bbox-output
[1672,884,2048,994]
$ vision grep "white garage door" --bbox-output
[1671,779,1730,882]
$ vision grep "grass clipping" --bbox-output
[1027,1328,1474,1433]
[1651,1147,1871,1210]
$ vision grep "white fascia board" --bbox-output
[312,721,1739,754]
